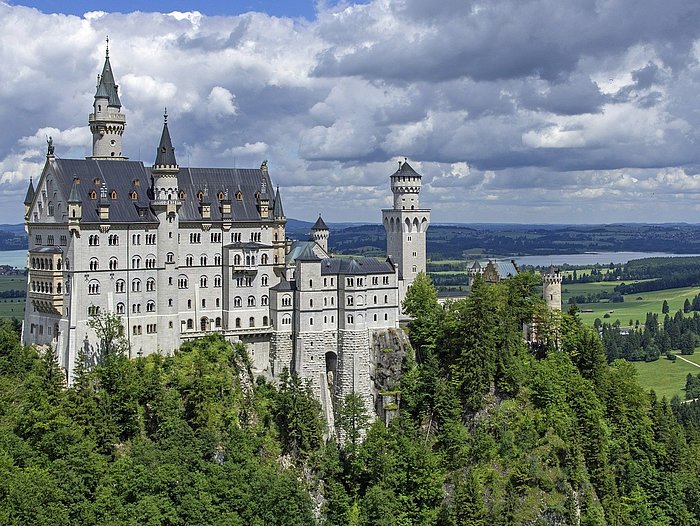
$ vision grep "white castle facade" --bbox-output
[22,48,430,417]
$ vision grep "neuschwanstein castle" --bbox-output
[21,47,431,417]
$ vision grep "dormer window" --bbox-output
[179,190,185,199]
[235,191,243,201]
[197,191,204,201]
[93,178,101,185]
[110,190,117,200]
[132,179,140,187]
[89,190,97,200]
[218,191,225,201]
[130,191,138,200]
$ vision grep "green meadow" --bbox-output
[564,283,700,327]
[631,355,700,400]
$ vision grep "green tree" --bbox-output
[275,368,323,459]
[662,300,670,314]
[681,331,696,356]
[87,310,129,363]
[684,298,692,313]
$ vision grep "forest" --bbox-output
[2,274,700,524]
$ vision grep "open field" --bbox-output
[631,355,698,400]
[566,284,700,326]
[0,275,25,320]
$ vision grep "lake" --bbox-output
[0,250,28,269]
[515,251,700,267]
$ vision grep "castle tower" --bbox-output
[381,159,431,305]
[88,40,127,160]
[311,214,329,253]
[543,265,562,311]
[150,110,181,352]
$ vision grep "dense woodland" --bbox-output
[2,274,700,524]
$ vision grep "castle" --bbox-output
[21,47,430,419]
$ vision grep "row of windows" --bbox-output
[231,254,269,266]
[30,281,62,294]
[183,255,223,266]
[34,234,67,246]
[30,257,63,270]
[232,295,269,307]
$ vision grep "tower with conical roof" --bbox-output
[88,39,127,159]
[382,159,431,306]
[311,214,329,253]
[151,109,182,350]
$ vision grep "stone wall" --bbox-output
[370,327,412,425]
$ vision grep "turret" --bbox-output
[88,39,127,160]
[23,177,35,220]
[543,266,562,311]
[151,109,180,217]
[311,214,329,253]
[67,177,82,234]
[381,159,431,306]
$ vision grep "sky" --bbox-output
[2,1,700,225]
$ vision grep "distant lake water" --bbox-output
[0,250,27,269]
[515,252,700,267]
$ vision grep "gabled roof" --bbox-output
[321,257,394,276]
[311,215,328,231]
[67,177,82,204]
[287,241,322,263]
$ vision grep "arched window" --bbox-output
[88,279,100,295]
[214,275,222,287]
[185,255,193,266]
[234,296,242,307]
[200,255,207,266]
[146,278,156,292]
[263,316,268,326]
[187,319,193,330]
[261,274,268,286]
[247,295,256,307]
[215,317,222,328]
[200,276,208,288]
[132,279,141,292]
[282,295,292,307]
[282,315,291,325]
[214,254,221,265]
[235,317,241,328]
[261,254,268,265]
[115,279,125,293]
[89,258,99,271]
[132,256,141,269]
[166,252,175,264]
[200,317,208,331]
[234,254,241,265]
[261,295,268,306]
[178,276,188,289]
[249,317,255,327]
[116,302,125,314]
[145,257,156,269]
[109,257,118,270]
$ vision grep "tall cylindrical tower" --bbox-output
[543,266,562,311]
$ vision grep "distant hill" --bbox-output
[5,221,700,258]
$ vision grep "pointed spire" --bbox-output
[68,177,81,204]
[273,185,284,218]
[154,108,178,167]
[95,38,121,108]
[312,214,328,231]
[24,177,35,206]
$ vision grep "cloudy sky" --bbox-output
[2,0,700,225]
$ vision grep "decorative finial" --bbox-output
[105,36,109,57]
[163,107,168,124]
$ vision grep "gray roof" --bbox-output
[224,242,272,250]
[390,159,421,179]
[49,159,156,224]
[24,178,35,205]
[321,257,394,276]
[154,118,177,167]
[96,53,121,108]
[273,186,284,218]
[544,265,560,275]
[311,215,328,231]
[45,157,277,224]
[270,277,295,292]
[30,246,63,254]
[67,177,81,204]
[286,241,321,264]
[491,260,518,279]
